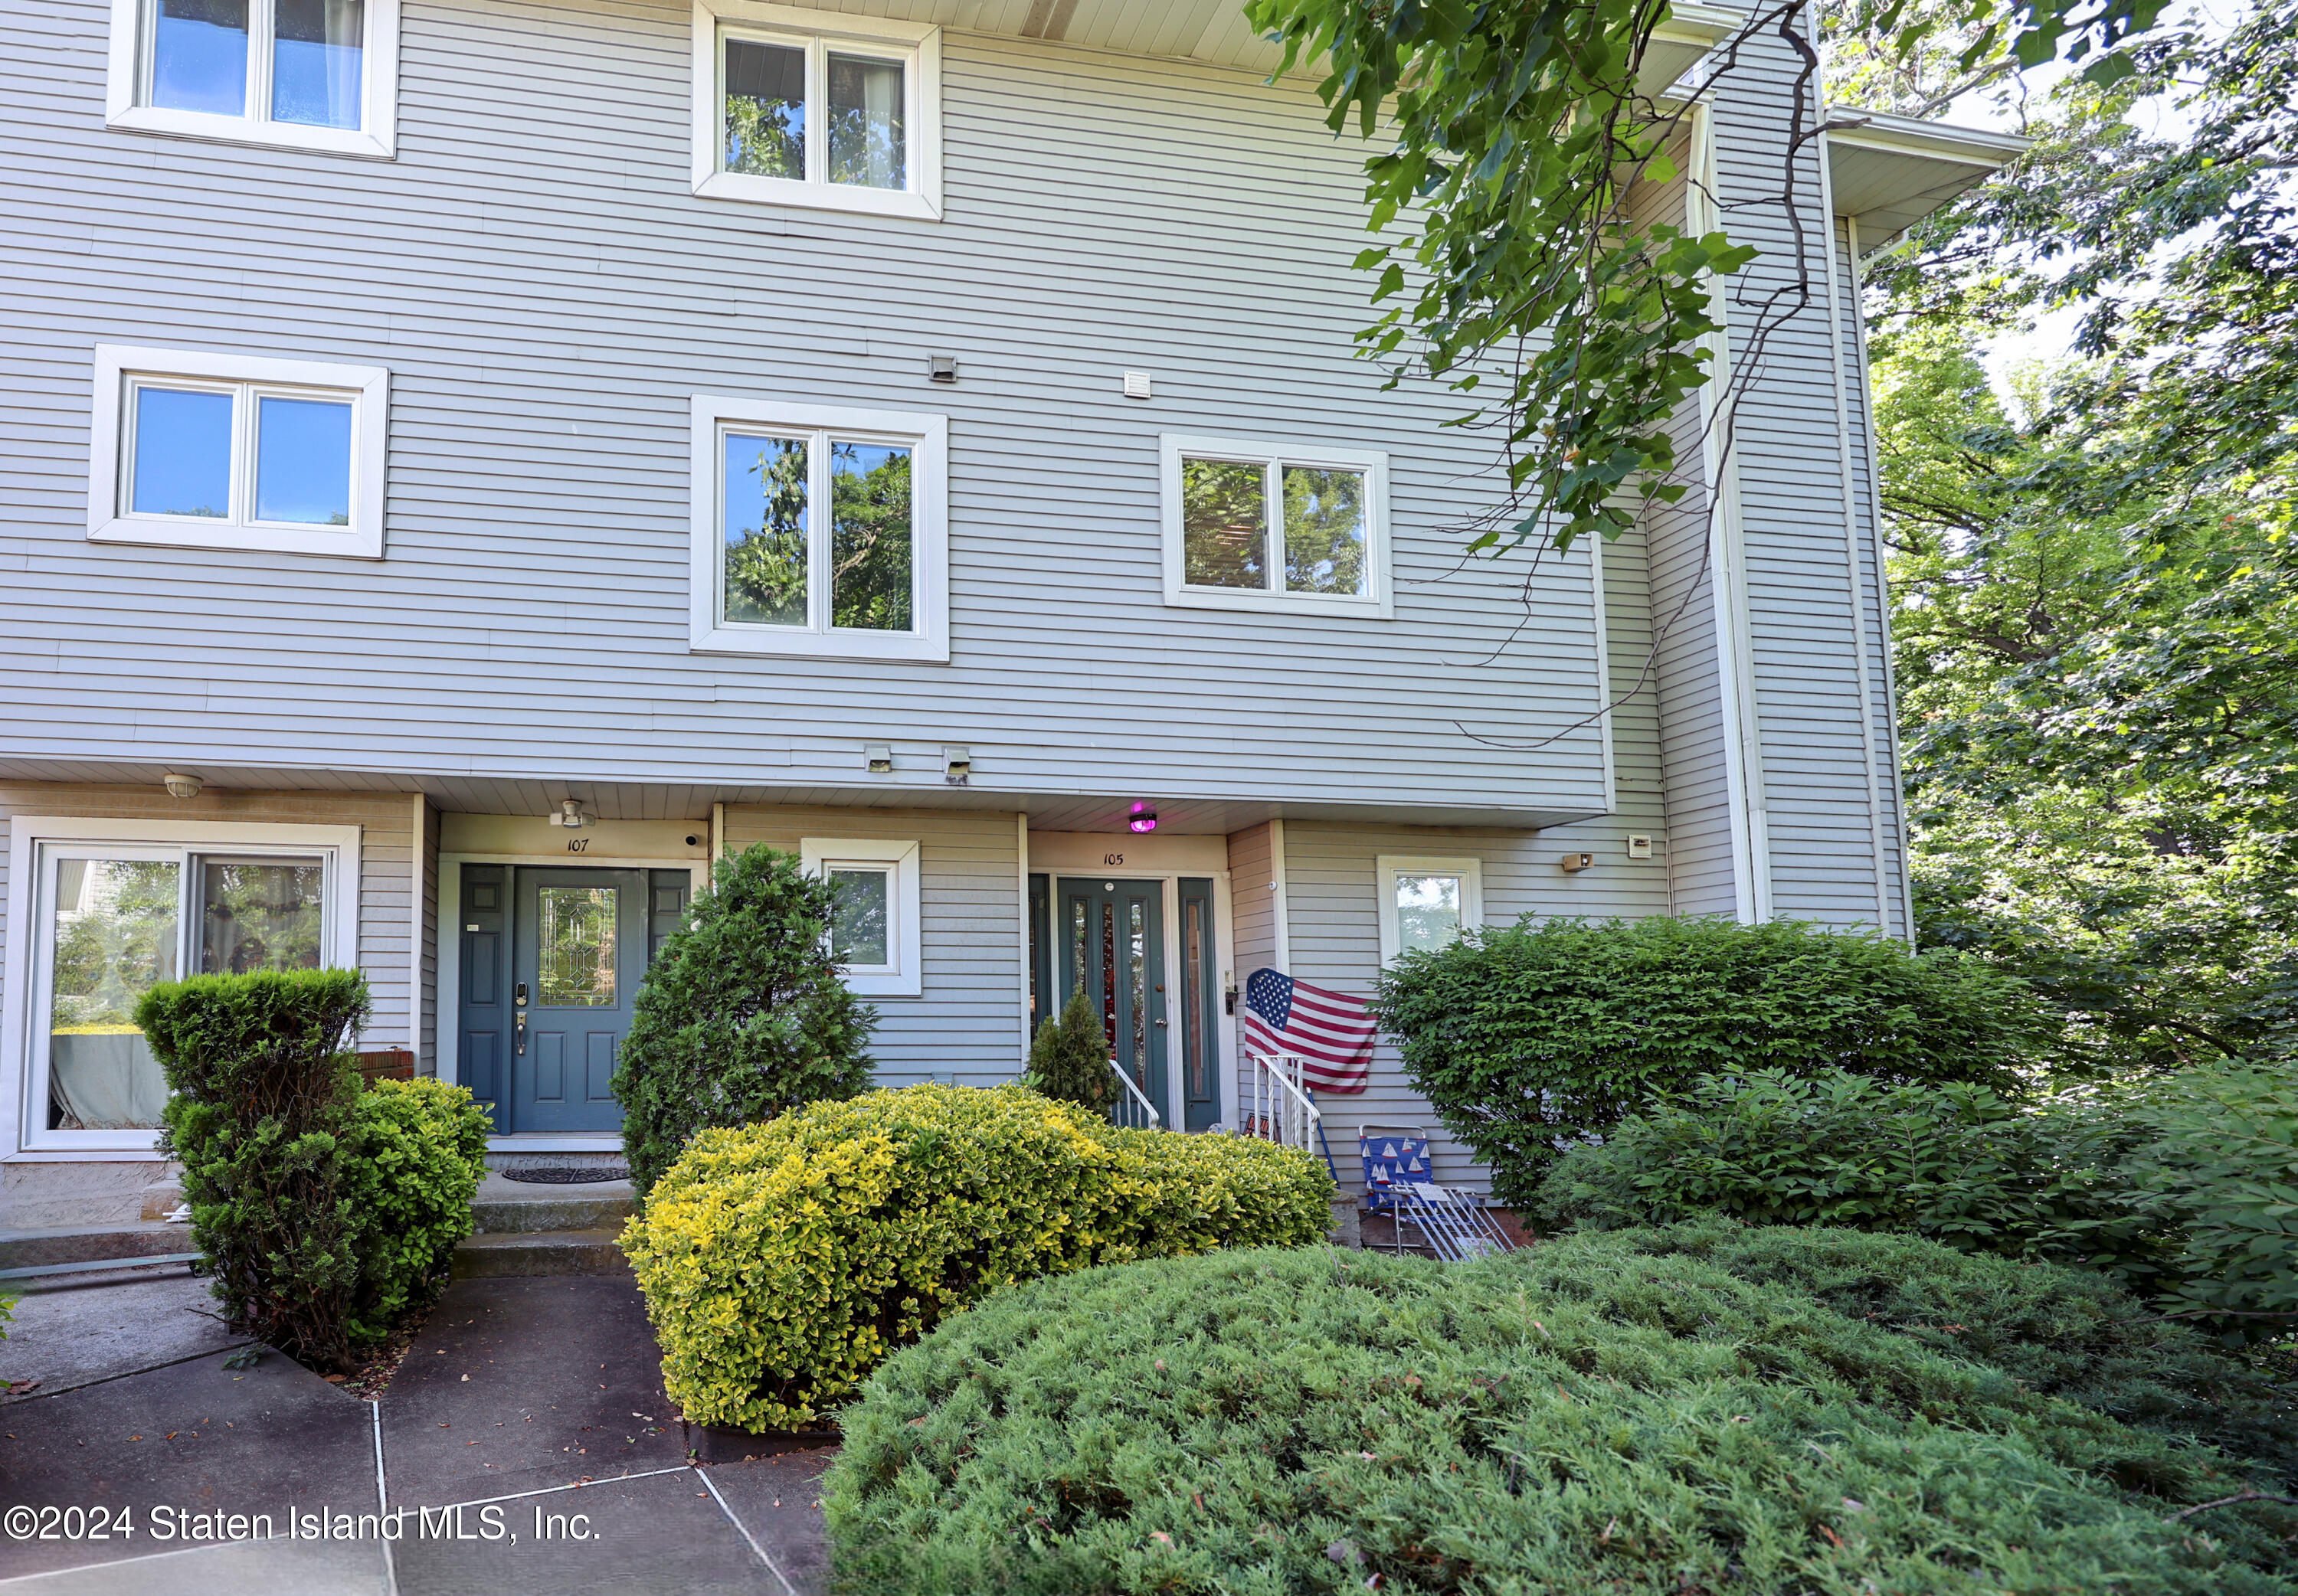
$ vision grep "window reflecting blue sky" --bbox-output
[254,397,354,525]
[272,0,365,128]
[152,0,249,116]
[131,388,234,518]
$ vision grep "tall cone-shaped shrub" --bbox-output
[1022,990,1118,1117]
[613,844,876,1195]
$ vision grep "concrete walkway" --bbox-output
[0,1272,832,1594]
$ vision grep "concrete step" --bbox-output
[470,1172,636,1235]
[452,1228,631,1278]
[0,1221,190,1272]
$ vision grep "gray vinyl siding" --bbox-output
[1708,44,1897,930]
[717,803,1026,1085]
[1225,823,1278,978]
[1275,820,1680,1196]
[0,786,417,1048]
[0,0,1612,824]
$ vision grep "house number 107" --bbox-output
[567,838,590,853]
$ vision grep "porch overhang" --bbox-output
[755,0,1743,97]
[1826,107,2030,249]
[0,757,1602,835]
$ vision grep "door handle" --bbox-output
[516,1010,528,1055]
[1153,1018,1168,1028]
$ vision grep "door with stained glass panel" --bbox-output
[1054,878,1167,1129]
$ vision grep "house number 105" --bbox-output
[1102,852,1124,865]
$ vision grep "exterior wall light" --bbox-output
[1560,852,1594,873]
[162,772,203,800]
[1128,803,1158,833]
[554,798,593,829]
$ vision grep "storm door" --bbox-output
[1054,877,1167,1128]
[458,865,688,1134]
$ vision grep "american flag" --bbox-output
[1242,967,1377,1094]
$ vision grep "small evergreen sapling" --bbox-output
[612,845,876,1195]
[1022,991,1118,1117]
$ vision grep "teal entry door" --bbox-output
[1056,877,1167,1127]
[459,864,689,1134]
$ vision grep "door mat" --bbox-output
[498,1164,630,1185]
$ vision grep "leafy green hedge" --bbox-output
[623,1084,1334,1431]
[827,1228,2298,1595]
[1538,1065,2298,1346]
[348,1077,492,1342]
[1373,916,2053,1206]
[1536,1068,2122,1249]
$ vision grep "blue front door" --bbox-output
[459,864,687,1135]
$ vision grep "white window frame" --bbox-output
[2,818,364,1156]
[104,0,401,159]
[1375,855,1484,966]
[1159,434,1393,618]
[689,394,950,662]
[799,838,921,997]
[88,345,390,560]
[690,0,944,221]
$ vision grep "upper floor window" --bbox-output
[688,395,950,662]
[87,345,390,559]
[1160,435,1393,617]
[104,0,400,159]
[689,1,943,221]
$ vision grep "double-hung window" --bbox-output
[691,1,943,220]
[105,0,400,158]
[1160,435,1392,616]
[689,396,949,661]
[1375,855,1484,965]
[88,347,389,559]
[6,819,361,1152]
[799,839,921,996]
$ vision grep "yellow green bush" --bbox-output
[622,1084,1335,1431]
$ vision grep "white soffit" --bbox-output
[743,0,1742,84]
[1827,106,2030,245]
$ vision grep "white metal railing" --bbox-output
[1246,1052,1321,1152]
[1108,1054,1161,1128]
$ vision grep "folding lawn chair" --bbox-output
[1357,1123,1515,1261]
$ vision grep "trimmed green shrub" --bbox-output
[1535,1068,2127,1251]
[1540,1065,2298,1347]
[1374,915,2056,1205]
[623,1084,1334,1431]
[613,845,877,1196]
[1021,990,1118,1117]
[1587,1220,2298,1482]
[827,1233,2298,1596]
[347,1077,492,1341]
[141,969,372,1370]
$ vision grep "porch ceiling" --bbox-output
[0,757,1596,835]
